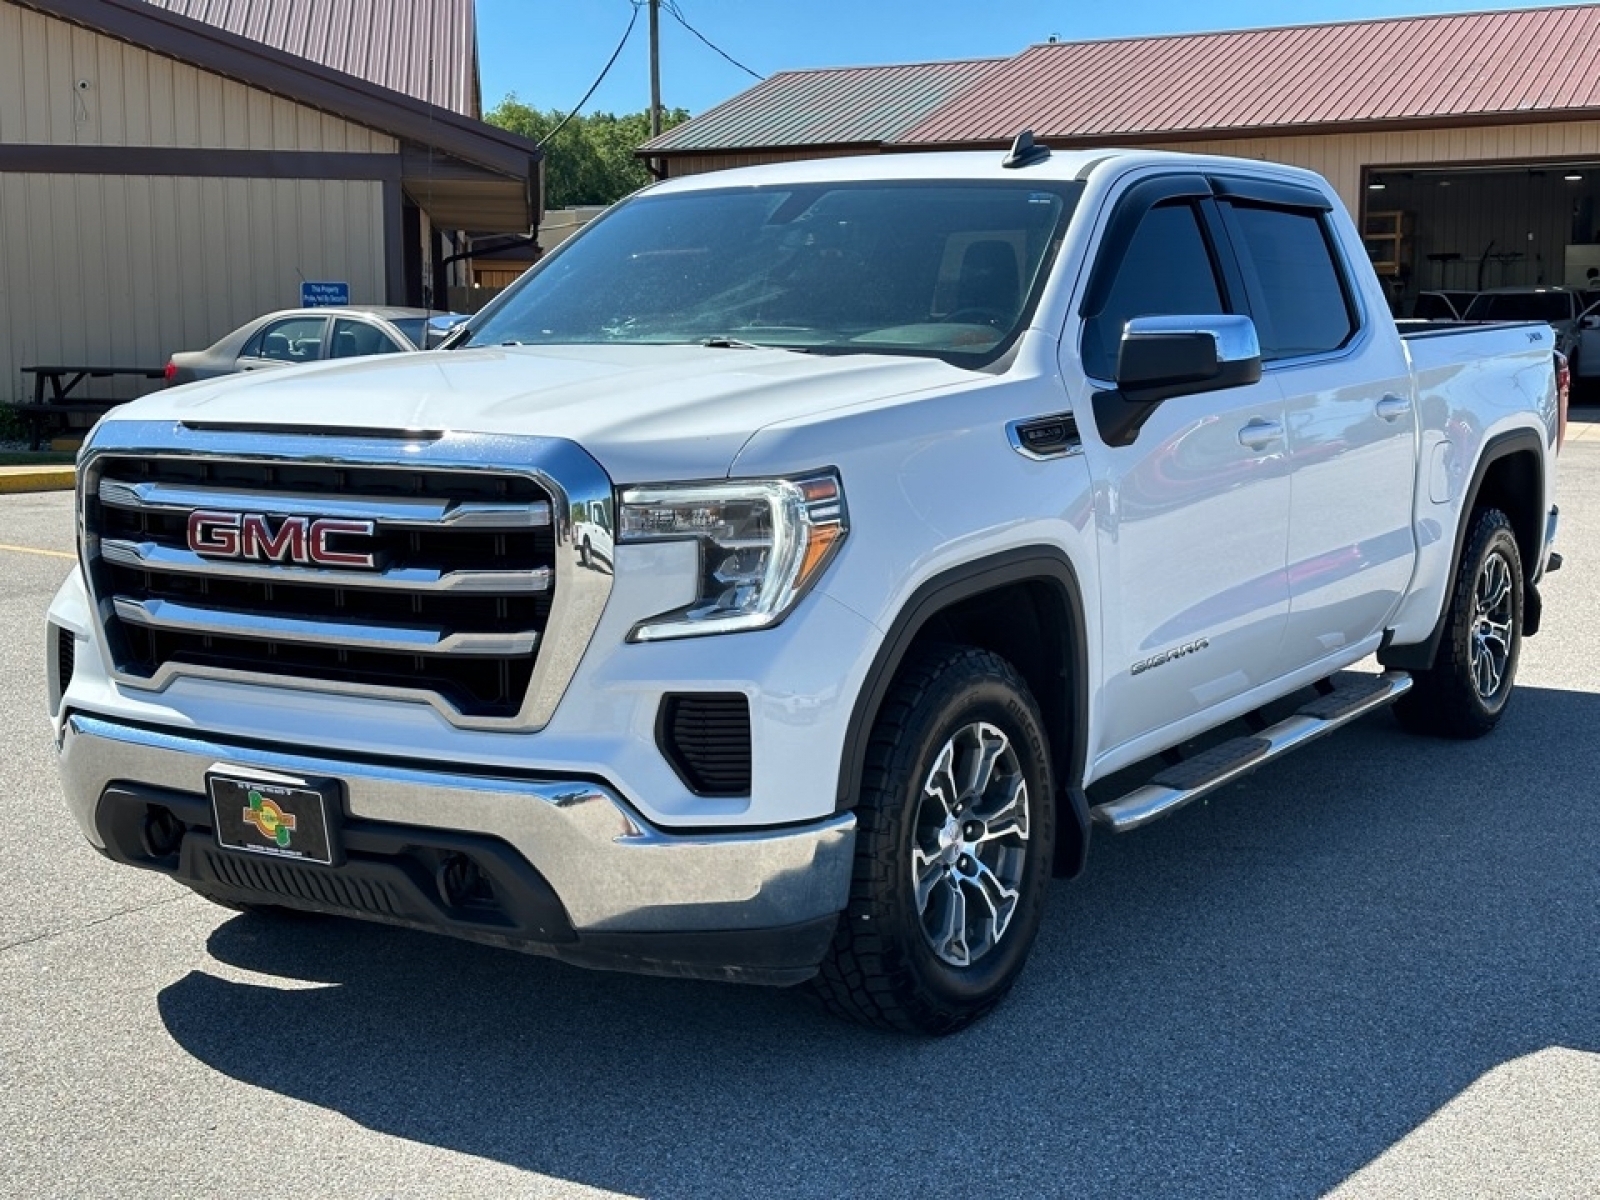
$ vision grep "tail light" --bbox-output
[163,359,177,384]
[1554,350,1569,452]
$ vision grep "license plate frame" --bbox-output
[207,767,342,866]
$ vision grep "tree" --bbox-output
[486,97,690,210]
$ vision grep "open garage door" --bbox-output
[1360,161,1600,315]
[1361,159,1600,381]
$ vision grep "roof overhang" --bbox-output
[400,149,535,231]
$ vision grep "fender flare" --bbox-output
[1380,425,1545,671]
[833,547,1093,874]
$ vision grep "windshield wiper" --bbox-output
[699,335,809,352]
[699,335,765,349]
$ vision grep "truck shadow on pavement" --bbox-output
[156,684,1600,1198]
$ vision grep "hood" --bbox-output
[105,344,973,482]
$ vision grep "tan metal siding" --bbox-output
[0,1,397,151]
[655,123,1600,204]
[1,172,386,401]
[1144,120,1600,219]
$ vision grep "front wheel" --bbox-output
[812,646,1056,1034]
[1394,507,1523,739]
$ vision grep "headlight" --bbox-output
[618,472,847,640]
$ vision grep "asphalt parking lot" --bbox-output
[2,429,1597,1199]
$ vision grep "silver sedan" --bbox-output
[164,307,465,385]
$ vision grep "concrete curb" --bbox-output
[0,465,76,494]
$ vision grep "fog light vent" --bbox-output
[48,623,76,714]
[57,625,76,692]
[658,693,752,796]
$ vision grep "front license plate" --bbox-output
[207,769,340,866]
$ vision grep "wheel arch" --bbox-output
[835,547,1093,878]
[1381,426,1545,671]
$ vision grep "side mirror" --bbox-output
[1096,315,1263,446]
[1116,314,1262,392]
[425,313,470,349]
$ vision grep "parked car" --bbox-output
[164,306,462,385]
[1462,287,1586,367]
[1410,289,1477,320]
[1572,298,1600,384]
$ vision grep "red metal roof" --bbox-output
[138,0,481,116]
[895,5,1600,145]
[641,58,1008,153]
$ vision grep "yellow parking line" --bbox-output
[0,542,75,560]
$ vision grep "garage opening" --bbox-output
[1359,160,1600,320]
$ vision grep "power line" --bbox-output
[662,1,764,82]
[537,2,642,147]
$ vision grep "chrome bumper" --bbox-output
[58,713,855,936]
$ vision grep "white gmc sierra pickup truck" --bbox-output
[47,140,1564,1033]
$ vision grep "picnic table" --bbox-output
[13,365,167,449]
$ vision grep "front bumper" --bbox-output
[58,713,855,984]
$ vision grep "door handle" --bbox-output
[1375,394,1411,422]
[1237,419,1283,450]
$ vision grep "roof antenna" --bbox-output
[1003,130,1051,169]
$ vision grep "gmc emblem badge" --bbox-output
[186,510,378,569]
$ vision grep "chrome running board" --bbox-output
[1090,670,1413,833]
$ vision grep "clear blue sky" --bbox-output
[477,0,1562,118]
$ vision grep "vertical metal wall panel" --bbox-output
[1142,120,1600,216]
[659,122,1600,212]
[1,3,405,405]
[1,3,396,152]
[0,5,20,141]
[2,173,385,403]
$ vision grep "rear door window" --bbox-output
[1222,203,1356,360]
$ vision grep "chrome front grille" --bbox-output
[78,424,615,730]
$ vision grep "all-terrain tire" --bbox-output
[1393,507,1523,739]
[812,645,1056,1034]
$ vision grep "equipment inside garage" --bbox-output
[1361,162,1600,317]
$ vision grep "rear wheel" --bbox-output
[1394,507,1523,739]
[813,645,1055,1034]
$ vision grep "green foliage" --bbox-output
[486,97,690,209]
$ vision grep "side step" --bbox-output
[1089,670,1412,833]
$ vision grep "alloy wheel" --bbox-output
[1470,549,1515,701]
[910,721,1031,968]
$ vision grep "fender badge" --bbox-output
[1132,637,1210,676]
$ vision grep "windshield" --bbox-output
[388,318,427,348]
[1464,292,1574,322]
[467,181,1083,365]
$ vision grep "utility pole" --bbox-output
[649,0,661,137]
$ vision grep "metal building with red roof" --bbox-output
[641,5,1600,316]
